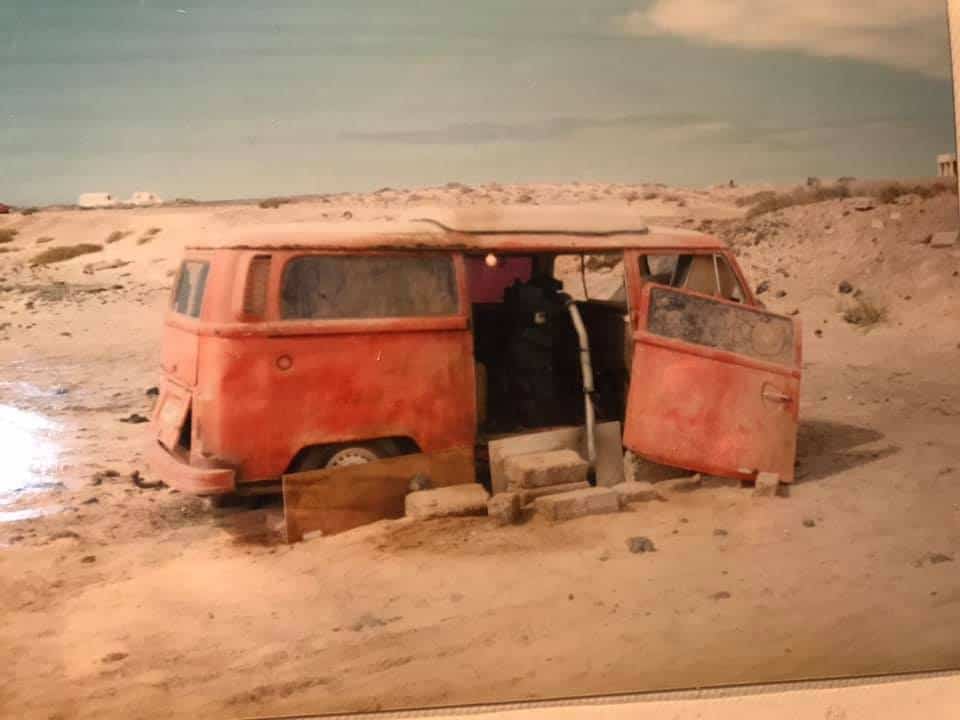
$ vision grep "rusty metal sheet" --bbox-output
[624,285,801,484]
[282,446,475,542]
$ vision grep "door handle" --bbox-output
[762,387,793,404]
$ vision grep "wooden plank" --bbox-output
[489,421,623,493]
[282,446,474,542]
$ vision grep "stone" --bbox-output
[837,280,854,294]
[851,197,875,212]
[890,211,902,221]
[623,450,680,483]
[534,487,620,522]
[656,474,703,494]
[626,536,656,553]
[517,481,590,506]
[755,280,770,295]
[870,219,885,231]
[930,231,959,248]
[405,483,489,520]
[487,492,522,526]
[753,472,780,498]
[611,480,657,505]
[504,449,588,490]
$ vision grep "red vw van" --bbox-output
[147,216,801,498]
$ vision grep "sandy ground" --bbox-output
[1,181,959,719]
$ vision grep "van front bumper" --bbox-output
[146,441,236,496]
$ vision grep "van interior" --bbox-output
[467,251,631,440]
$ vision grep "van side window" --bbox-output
[639,253,746,303]
[171,260,210,318]
[280,254,459,319]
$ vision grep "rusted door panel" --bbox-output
[282,446,474,541]
[624,285,801,483]
[161,323,200,386]
[154,383,191,452]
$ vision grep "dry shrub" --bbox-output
[259,197,291,209]
[843,297,887,328]
[745,184,850,218]
[0,229,18,244]
[105,230,131,244]
[20,207,39,216]
[642,190,659,200]
[31,244,102,265]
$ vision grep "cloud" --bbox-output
[622,1,950,78]
[339,112,716,145]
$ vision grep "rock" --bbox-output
[930,231,958,248]
[851,197,875,212]
[814,329,823,338]
[101,652,128,664]
[342,210,353,219]
[837,280,854,294]
[81,497,99,505]
[405,483,489,520]
[80,555,97,563]
[145,386,159,397]
[755,280,770,295]
[788,309,800,316]
[487,492,522,526]
[713,528,728,536]
[504,449,588,490]
[710,591,732,600]
[803,518,816,528]
[656,474,703,494]
[870,219,885,231]
[516,481,591,506]
[119,413,149,424]
[753,471,780,498]
[53,386,69,395]
[611,480,657,505]
[534,487,620,522]
[626,536,656,553]
[774,290,787,298]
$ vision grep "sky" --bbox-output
[0,1,956,206]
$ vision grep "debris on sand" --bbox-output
[838,280,854,294]
[710,591,732,600]
[914,552,954,568]
[755,280,770,295]
[119,413,149,424]
[131,471,164,490]
[81,555,97,564]
[803,518,817,528]
[82,497,99,505]
[713,529,728,537]
[626,536,656,553]
[101,652,128,664]
[145,386,159,397]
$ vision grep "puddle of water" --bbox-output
[0,402,62,506]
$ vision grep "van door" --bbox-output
[623,269,801,483]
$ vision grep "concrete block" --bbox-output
[930,230,958,248]
[657,474,703,494]
[505,449,588,490]
[405,483,489,520]
[487,492,522,526]
[534,487,620,522]
[517,481,591,506]
[612,480,657,506]
[753,472,780,498]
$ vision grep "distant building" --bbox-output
[937,153,957,177]
[129,191,163,206]
[77,192,120,209]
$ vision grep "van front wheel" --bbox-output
[291,440,399,473]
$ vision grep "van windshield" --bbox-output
[171,260,210,318]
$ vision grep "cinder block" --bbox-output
[612,480,657,505]
[504,449,588,490]
[534,487,620,522]
[517,481,591,506]
[657,473,703,494]
[487,492,522,526]
[753,472,780,498]
[623,450,682,483]
[405,483,489,520]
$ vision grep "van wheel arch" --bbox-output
[287,437,420,473]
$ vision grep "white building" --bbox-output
[77,192,120,209]
[937,153,957,178]
[129,191,163,206]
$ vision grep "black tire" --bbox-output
[290,439,399,473]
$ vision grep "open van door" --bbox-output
[623,282,801,483]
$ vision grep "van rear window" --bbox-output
[281,254,459,320]
[171,260,210,318]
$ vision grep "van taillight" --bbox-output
[243,255,271,317]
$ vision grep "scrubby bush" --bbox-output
[0,229,18,244]
[744,184,850,218]
[843,297,887,328]
[31,244,102,265]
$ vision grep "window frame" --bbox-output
[170,259,211,320]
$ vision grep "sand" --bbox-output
[0,181,959,719]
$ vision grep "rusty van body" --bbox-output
[147,216,801,500]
